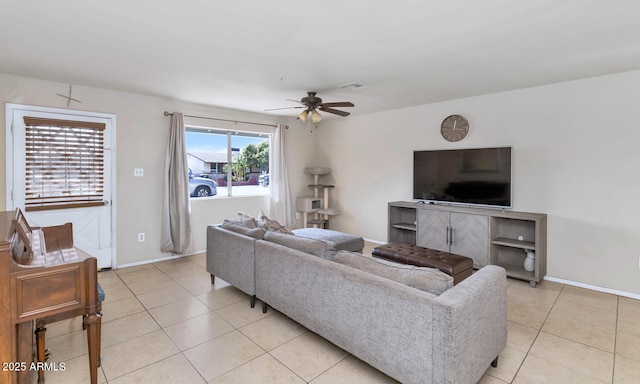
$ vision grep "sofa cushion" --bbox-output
[221,219,266,239]
[257,210,294,235]
[292,228,364,253]
[264,231,337,260]
[236,211,257,228]
[334,251,453,295]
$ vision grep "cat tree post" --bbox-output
[297,167,341,228]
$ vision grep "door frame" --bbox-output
[5,103,117,268]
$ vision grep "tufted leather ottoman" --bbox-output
[372,242,473,285]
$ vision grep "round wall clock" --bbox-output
[440,114,469,142]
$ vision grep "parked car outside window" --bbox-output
[185,128,270,198]
[259,173,269,187]
[189,169,217,197]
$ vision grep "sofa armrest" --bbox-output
[432,265,508,384]
[206,225,257,296]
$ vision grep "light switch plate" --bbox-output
[134,168,144,177]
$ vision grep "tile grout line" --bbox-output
[518,284,619,383]
[102,263,197,383]
[514,283,566,382]
[610,296,619,384]
[83,254,640,383]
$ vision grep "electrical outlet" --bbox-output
[138,232,145,242]
[295,212,301,220]
[134,168,144,177]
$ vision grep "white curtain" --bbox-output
[161,112,193,254]
[270,124,295,228]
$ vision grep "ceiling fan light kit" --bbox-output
[311,109,322,123]
[298,110,309,122]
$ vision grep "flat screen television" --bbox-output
[413,147,512,208]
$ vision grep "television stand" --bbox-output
[388,201,547,287]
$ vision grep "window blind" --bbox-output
[23,117,106,211]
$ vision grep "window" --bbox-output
[186,127,270,198]
[23,117,106,211]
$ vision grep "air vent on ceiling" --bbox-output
[337,82,366,91]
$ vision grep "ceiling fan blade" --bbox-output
[319,101,354,108]
[319,107,351,117]
[264,106,306,111]
[286,98,306,105]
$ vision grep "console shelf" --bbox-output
[494,261,536,281]
[388,202,547,287]
[491,237,536,250]
[388,205,418,245]
[391,223,417,231]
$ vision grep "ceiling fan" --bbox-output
[265,91,354,123]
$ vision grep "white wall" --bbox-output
[314,70,640,295]
[4,70,639,295]
[0,74,315,266]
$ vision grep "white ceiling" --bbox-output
[2,0,640,118]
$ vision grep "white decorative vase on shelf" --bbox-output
[523,250,535,272]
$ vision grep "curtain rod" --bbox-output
[163,111,277,128]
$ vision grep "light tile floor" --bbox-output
[37,244,640,383]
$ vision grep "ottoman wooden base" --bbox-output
[372,242,473,285]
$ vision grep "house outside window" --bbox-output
[186,127,270,198]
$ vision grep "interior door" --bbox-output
[6,104,115,269]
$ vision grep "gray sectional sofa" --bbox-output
[206,223,507,384]
[206,221,360,307]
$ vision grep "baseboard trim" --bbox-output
[544,276,640,300]
[115,242,640,301]
[115,250,203,270]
